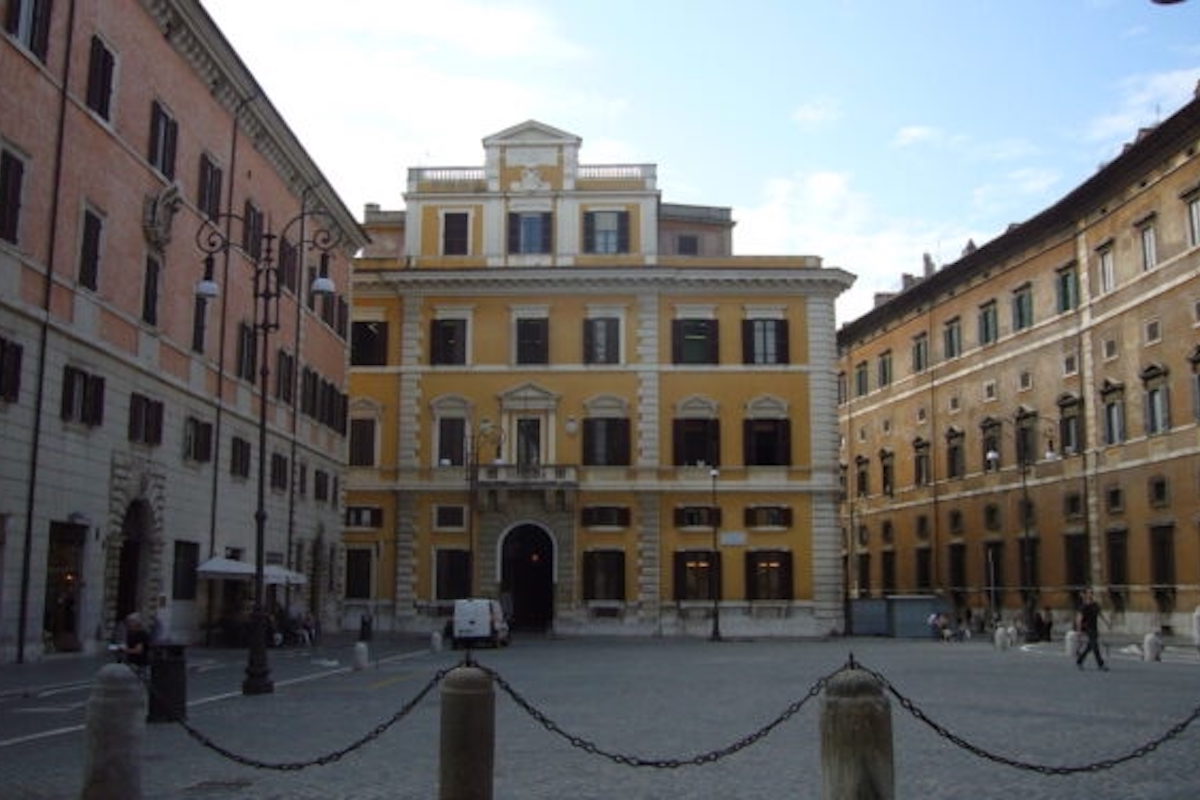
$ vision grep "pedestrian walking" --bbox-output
[1075,589,1108,671]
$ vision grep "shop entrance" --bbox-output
[500,525,554,632]
[43,522,86,652]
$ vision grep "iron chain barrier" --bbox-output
[125,652,1200,776]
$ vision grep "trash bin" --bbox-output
[359,613,373,642]
[147,643,186,723]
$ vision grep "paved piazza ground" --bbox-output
[1,635,1198,798]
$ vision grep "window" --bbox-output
[675,506,721,528]
[434,505,466,529]
[269,453,288,490]
[948,509,964,536]
[854,456,869,496]
[876,350,892,388]
[912,333,928,372]
[1144,319,1160,345]
[837,372,847,405]
[1056,264,1079,313]
[437,417,466,466]
[743,418,791,466]
[435,550,470,600]
[1012,284,1033,331]
[984,541,1005,608]
[1103,338,1118,360]
[85,36,115,120]
[442,212,469,255]
[857,553,871,597]
[0,335,24,402]
[1106,529,1128,601]
[78,208,102,290]
[314,469,329,502]
[745,550,792,600]
[1097,245,1115,294]
[140,256,160,325]
[853,361,868,396]
[984,503,1001,531]
[172,541,199,601]
[879,450,894,497]
[945,429,964,479]
[583,210,629,254]
[881,551,896,596]
[348,418,377,467]
[913,439,931,485]
[5,0,52,61]
[516,317,549,364]
[673,417,720,467]
[351,321,388,366]
[127,393,163,445]
[235,322,256,382]
[1064,493,1083,518]
[915,549,932,591]
[744,506,792,528]
[61,365,104,426]
[1058,397,1083,455]
[983,380,997,401]
[191,295,208,354]
[275,349,295,404]
[582,417,631,466]
[197,154,222,220]
[677,234,699,255]
[978,301,998,345]
[743,318,789,365]
[1150,524,1175,596]
[1141,365,1170,435]
[1188,194,1200,248]
[296,462,307,497]
[507,211,552,254]
[241,200,264,260]
[949,543,966,595]
[183,416,213,462]
[345,506,383,527]
[1013,413,1037,466]
[1019,538,1039,602]
[583,317,620,364]
[1064,534,1088,590]
[430,318,467,365]
[1148,475,1169,508]
[673,550,719,601]
[1139,223,1158,271]
[1064,352,1078,376]
[1105,485,1124,513]
[942,317,961,359]
[344,549,372,599]
[147,101,178,180]
[981,419,1001,470]
[1102,385,1125,445]
[230,436,251,478]
[672,319,719,364]
[0,148,24,244]
[581,506,631,527]
[582,551,626,601]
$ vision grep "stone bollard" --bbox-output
[820,668,893,800]
[993,627,1010,651]
[1142,631,1163,662]
[353,640,370,670]
[1064,630,1080,658]
[439,666,494,800]
[81,664,145,800]
[431,630,443,653]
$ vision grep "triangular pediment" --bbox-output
[483,120,581,148]
[499,381,560,411]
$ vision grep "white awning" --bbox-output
[196,557,254,580]
[263,564,307,585]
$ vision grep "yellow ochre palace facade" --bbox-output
[346,121,853,636]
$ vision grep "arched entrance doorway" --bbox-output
[116,500,152,621]
[500,525,554,632]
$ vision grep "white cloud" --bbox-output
[970,167,1061,219]
[735,171,977,323]
[892,125,943,147]
[1085,67,1200,146]
[791,99,841,128]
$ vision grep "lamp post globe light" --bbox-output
[709,467,721,642]
[195,208,342,696]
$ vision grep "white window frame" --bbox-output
[440,208,473,256]
[1097,245,1115,294]
[585,304,626,365]
[1139,223,1158,271]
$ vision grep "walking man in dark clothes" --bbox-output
[1076,588,1108,671]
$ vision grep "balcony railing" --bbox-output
[474,463,578,487]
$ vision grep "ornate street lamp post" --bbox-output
[466,419,503,597]
[195,208,341,695]
[709,467,721,642]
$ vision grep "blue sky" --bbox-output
[199,0,1200,322]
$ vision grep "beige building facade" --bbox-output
[348,121,853,637]
[0,0,366,660]
[837,88,1200,637]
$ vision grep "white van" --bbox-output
[451,598,510,648]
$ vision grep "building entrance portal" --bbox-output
[43,522,86,652]
[501,525,554,632]
[116,500,151,621]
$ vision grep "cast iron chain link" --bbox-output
[477,660,839,769]
[856,662,1200,775]
[132,662,452,772]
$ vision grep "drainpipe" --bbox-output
[17,0,78,664]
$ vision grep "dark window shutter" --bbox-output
[83,374,105,425]
[506,213,519,253]
[707,320,720,363]
[148,400,163,444]
[778,419,792,465]
[605,319,619,360]
[617,211,629,252]
[782,507,793,527]
[149,102,163,168]
[581,418,596,465]
[672,419,684,465]
[618,507,631,527]
[673,553,686,601]
[61,366,77,419]
[127,395,141,441]
[745,555,757,601]
[86,37,104,114]
[708,419,721,467]
[429,322,445,363]
[583,212,595,254]
[742,419,753,465]
[673,507,685,527]
[776,320,789,363]
[671,320,683,363]
[582,551,596,599]
[163,118,178,180]
[0,151,23,243]
[31,0,53,61]
[781,552,794,600]
[741,320,754,364]
[4,0,19,33]
[582,319,594,363]
[613,418,630,465]
[540,212,552,253]
[0,339,22,401]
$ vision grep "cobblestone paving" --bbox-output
[1,636,1197,798]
